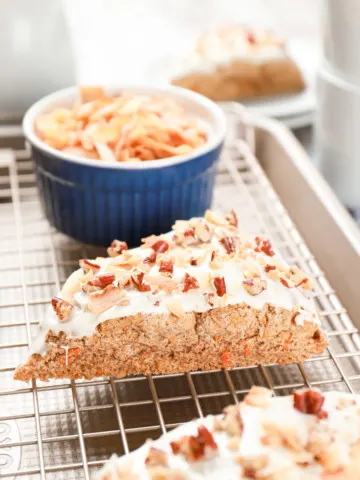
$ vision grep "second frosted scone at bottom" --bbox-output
[96,387,360,480]
[14,210,327,381]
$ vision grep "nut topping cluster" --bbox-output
[98,387,360,480]
[52,209,315,323]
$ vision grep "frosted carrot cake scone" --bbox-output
[96,387,360,479]
[15,210,326,381]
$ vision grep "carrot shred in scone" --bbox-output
[35,87,207,162]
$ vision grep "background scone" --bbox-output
[172,26,305,101]
[97,387,360,479]
[14,210,326,382]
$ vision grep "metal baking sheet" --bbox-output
[0,105,360,479]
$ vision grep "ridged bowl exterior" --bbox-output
[30,142,223,246]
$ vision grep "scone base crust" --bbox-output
[14,302,327,382]
[172,59,305,101]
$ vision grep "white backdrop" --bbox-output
[64,0,321,84]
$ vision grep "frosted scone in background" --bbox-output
[172,25,305,101]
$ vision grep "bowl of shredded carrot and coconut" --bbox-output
[23,84,226,246]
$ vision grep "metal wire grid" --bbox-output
[1,106,360,479]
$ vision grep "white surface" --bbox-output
[63,0,320,126]
[0,0,75,118]
[316,67,360,210]
[322,0,360,83]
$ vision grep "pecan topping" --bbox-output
[293,390,325,415]
[245,386,273,407]
[51,296,74,322]
[237,455,269,478]
[264,264,276,273]
[170,425,218,462]
[222,405,243,436]
[220,236,238,254]
[254,237,274,256]
[145,447,168,466]
[190,251,207,266]
[166,298,185,319]
[280,277,294,288]
[143,251,157,264]
[288,265,313,290]
[79,259,101,273]
[151,240,169,253]
[225,209,238,227]
[209,250,223,269]
[194,221,211,243]
[182,273,199,293]
[107,239,128,257]
[159,258,174,276]
[213,276,226,296]
[89,273,115,287]
[144,275,178,293]
[132,272,151,292]
[87,285,127,314]
[204,292,216,307]
[242,278,267,296]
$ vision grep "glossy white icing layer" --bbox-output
[174,27,286,78]
[96,390,360,480]
[30,214,320,355]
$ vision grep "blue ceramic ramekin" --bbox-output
[23,85,226,246]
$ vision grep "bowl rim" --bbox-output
[22,84,226,170]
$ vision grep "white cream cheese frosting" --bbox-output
[96,387,360,480]
[31,210,320,355]
[173,26,287,78]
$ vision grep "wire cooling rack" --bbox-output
[1,105,360,479]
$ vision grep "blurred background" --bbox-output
[2,0,360,218]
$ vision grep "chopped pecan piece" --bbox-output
[190,251,207,266]
[245,386,273,407]
[254,237,274,256]
[89,273,115,287]
[293,390,324,415]
[225,209,238,227]
[237,455,269,478]
[194,221,211,243]
[79,259,101,273]
[264,264,276,273]
[132,272,151,292]
[166,299,185,319]
[280,277,295,288]
[213,276,226,296]
[51,296,74,322]
[159,258,174,276]
[170,425,218,462]
[145,447,168,466]
[287,265,313,290]
[204,292,216,307]
[209,250,223,269]
[107,239,128,257]
[87,285,127,314]
[144,275,178,293]
[143,251,157,264]
[220,236,239,254]
[205,209,228,226]
[222,405,243,436]
[151,240,169,253]
[242,278,267,296]
[182,273,200,293]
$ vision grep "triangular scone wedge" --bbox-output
[96,387,360,479]
[172,26,305,101]
[14,210,327,382]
